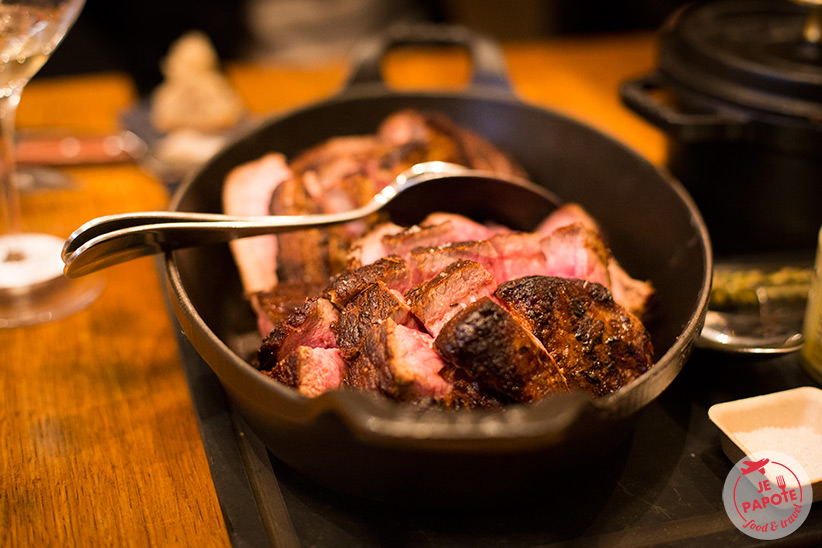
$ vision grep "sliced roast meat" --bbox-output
[435,297,569,402]
[232,112,658,405]
[323,255,412,308]
[290,135,382,223]
[405,259,497,337]
[222,153,292,295]
[335,281,418,361]
[488,232,546,282]
[536,204,655,318]
[535,202,601,237]
[347,213,502,269]
[436,365,507,409]
[265,346,345,397]
[420,112,528,177]
[609,261,655,319]
[420,212,502,242]
[540,223,612,289]
[494,276,654,397]
[346,318,451,401]
[346,222,403,269]
[377,109,437,148]
[381,222,460,260]
[227,109,529,293]
[257,297,338,370]
[269,175,332,285]
[410,240,499,285]
[254,280,327,336]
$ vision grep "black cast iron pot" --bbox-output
[621,0,822,256]
[164,25,711,505]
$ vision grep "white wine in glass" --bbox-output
[0,0,102,328]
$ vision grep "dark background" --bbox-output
[39,0,691,96]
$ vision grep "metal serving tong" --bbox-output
[61,161,561,278]
[62,160,812,355]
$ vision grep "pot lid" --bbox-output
[659,0,822,119]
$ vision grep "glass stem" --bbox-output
[0,89,23,260]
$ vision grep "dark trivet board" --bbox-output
[164,297,822,548]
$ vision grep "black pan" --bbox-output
[163,25,712,505]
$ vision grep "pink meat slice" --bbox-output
[540,223,612,289]
[410,240,499,285]
[222,153,292,295]
[536,203,655,317]
[380,321,452,398]
[349,213,503,269]
[420,213,501,242]
[609,260,655,319]
[377,109,431,148]
[292,347,346,397]
[488,232,547,282]
[297,135,382,236]
[257,297,339,370]
[264,346,345,397]
[405,260,498,337]
[381,222,460,260]
[345,222,403,268]
[535,202,601,237]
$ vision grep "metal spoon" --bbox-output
[698,259,812,354]
[62,161,562,278]
[698,310,805,354]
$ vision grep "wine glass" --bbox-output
[0,0,102,328]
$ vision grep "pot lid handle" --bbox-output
[620,72,749,142]
[791,0,822,43]
[343,23,516,96]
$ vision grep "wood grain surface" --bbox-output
[0,32,663,547]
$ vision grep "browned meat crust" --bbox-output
[346,319,450,401]
[269,176,330,284]
[494,276,654,397]
[435,365,507,409]
[335,281,417,361]
[420,112,527,177]
[405,259,497,337]
[323,256,411,308]
[264,347,344,397]
[257,297,338,371]
[435,297,569,402]
[256,280,327,329]
[410,240,499,284]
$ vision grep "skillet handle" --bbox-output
[344,23,515,95]
[620,72,749,142]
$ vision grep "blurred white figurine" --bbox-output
[150,31,246,133]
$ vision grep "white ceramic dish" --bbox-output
[708,386,822,501]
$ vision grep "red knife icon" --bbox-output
[741,458,769,475]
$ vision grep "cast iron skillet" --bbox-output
[164,25,712,504]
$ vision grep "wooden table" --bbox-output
[1,32,664,546]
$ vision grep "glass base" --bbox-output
[0,233,104,328]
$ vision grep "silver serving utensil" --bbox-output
[64,159,810,355]
[698,309,805,354]
[62,161,561,278]
[698,259,812,354]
